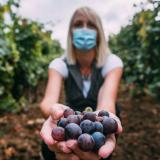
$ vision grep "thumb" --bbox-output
[40,116,56,146]
[109,112,123,133]
[98,134,116,159]
[50,103,69,120]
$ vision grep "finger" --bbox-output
[55,152,80,160]
[48,141,60,152]
[57,141,72,153]
[47,140,72,153]
[109,112,123,133]
[67,140,100,160]
[40,116,56,145]
[98,134,116,159]
[50,103,69,120]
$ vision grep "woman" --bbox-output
[40,6,123,160]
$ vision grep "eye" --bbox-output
[73,21,83,28]
[87,21,96,29]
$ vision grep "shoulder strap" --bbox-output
[63,58,83,92]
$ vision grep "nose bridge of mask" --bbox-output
[72,27,97,51]
[81,28,96,40]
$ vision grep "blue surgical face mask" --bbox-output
[72,28,97,52]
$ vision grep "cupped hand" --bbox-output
[40,103,79,159]
[66,112,123,160]
[40,105,123,160]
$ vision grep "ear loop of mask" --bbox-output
[95,32,99,62]
[95,45,98,62]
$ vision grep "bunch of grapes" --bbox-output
[51,108,118,152]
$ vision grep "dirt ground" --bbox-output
[0,90,160,160]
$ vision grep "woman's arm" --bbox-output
[40,69,79,157]
[97,67,123,114]
[39,69,63,118]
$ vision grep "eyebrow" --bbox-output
[73,19,95,24]
[73,19,85,23]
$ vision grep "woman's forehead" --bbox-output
[73,12,91,22]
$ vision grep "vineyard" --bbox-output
[109,1,160,99]
[0,0,160,160]
[0,0,63,113]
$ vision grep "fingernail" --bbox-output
[99,149,109,159]
[66,141,75,149]
[66,141,73,147]
[59,144,70,153]
[63,147,71,153]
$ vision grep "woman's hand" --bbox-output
[40,103,80,160]
[40,105,123,160]
[66,112,123,160]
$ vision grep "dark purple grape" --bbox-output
[57,118,68,128]
[80,119,95,134]
[98,110,109,117]
[75,111,81,115]
[102,117,118,134]
[78,133,95,151]
[94,121,103,133]
[91,132,105,150]
[51,127,65,141]
[63,108,75,118]
[83,112,96,122]
[65,123,82,140]
[67,115,81,125]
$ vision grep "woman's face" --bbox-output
[71,12,97,32]
[71,12,99,52]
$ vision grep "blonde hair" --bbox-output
[66,6,111,67]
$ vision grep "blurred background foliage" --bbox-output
[109,0,160,99]
[0,1,160,159]
[0,0,63,113]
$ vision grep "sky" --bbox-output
[8,0,149,48]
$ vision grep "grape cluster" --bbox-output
[51,108,118,152]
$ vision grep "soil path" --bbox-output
[0,93,160,160]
